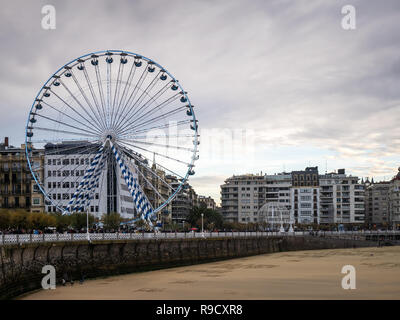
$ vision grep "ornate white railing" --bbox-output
[0,230,399,246]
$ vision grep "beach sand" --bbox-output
[21,246,400,300]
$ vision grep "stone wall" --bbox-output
[0,235,378,299]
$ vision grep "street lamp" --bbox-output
[201,213,204,236]
[86,208,91,242]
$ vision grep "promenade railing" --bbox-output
[0,230,399,246]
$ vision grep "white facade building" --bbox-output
[221,172,292,223]
[44,141,137,218]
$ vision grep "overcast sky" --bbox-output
[0,0,399,204]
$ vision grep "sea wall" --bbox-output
[0,235,378,299]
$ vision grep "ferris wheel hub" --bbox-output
[103,130,117,143]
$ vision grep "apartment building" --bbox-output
[221,172,291,223]
[221,174,263,223]
[221,167,365,225]
[364,180,390,227]
[319,169,364,224]
[291,167,319,224]
[389,168,400,229]
[43,141,108,216]
[166,175,197,224]
[198,195,216,210]
[0,137,45,212]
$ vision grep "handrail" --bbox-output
[0,230,399,246]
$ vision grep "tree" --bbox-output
[10,210,31,231]
[0,209,11,230]
[70,213,95,230]
[28,212,57,230]
[187,206,224,230]
[102,212,122,231]
[52,213,72,232]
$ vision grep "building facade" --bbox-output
[0,138,45,212]
[198,195,216,210]
[221,167,365,225]
[389,168,400,229]
[166,175,197,225]
[291,167,319,224]
[221,172,292,224]
[364,180,390,227]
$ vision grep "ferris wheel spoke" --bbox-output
[119,119,192,137]
[49,88,102,132]
[106,56,112,128]
[122,105,187,135]
[29,136,99,144]
[126,157,167,203]
[110,60,124,129]
[121,147,177,192]
[31,143,102,174]
[116,79,171,132]
[124,82,174,129]
[93,63,108,127]
[117,137,194,152]
[117,70,162,129]
[112,66,149,130]
[32,113,101,136]
[111,61,138,130]
[31,126,100,139]
[40,100,103,136]
[58,79,104,132]
[118,91,181,134]
[117,140,191,166]
[119,144,186,180]
[81,63,108,130]
[119,133,197,140]
[69,70,106,131]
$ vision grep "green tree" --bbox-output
[10,210,31,231]
[187,206,224,230]
[28,212,57,230]
[102,212,122,231]
[0,209,11,230]
[51,213,72,232]
[70,212,95,230]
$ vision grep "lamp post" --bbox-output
[86,208,91,242]
[201,213,204,237]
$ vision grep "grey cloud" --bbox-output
[0,0,399,198]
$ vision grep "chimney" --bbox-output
[4,137,8,147]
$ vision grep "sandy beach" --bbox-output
[21,246,400,300]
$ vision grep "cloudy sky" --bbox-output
[0,0,399,204]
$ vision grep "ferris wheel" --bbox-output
[258,202,294,232]
[25,50,199,225]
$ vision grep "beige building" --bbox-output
[198,195,216,210]
[364,180,390,228]
[389,168,400,229]
[0,137,45,212]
